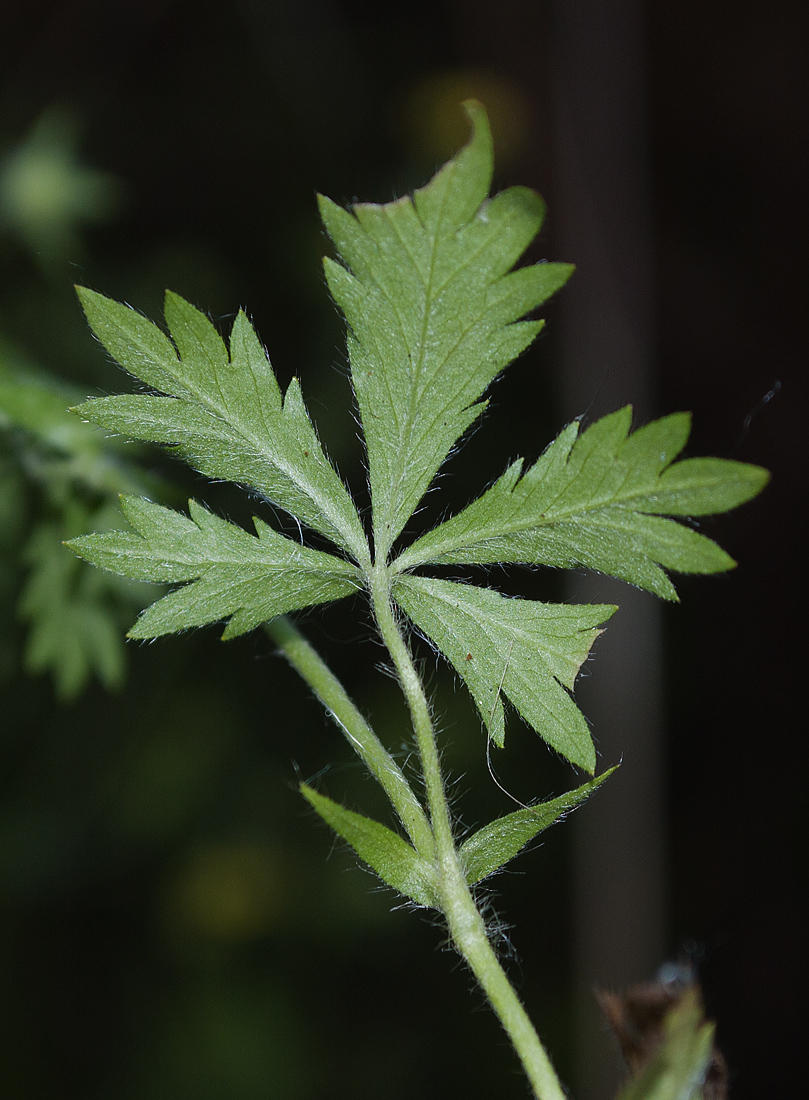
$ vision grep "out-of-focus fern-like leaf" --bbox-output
[74,289,368,563]
[1,345,163,699]
[68,496,362,640]
[19,504,155,701]
[397,407,769,599]
[320,100,573,560]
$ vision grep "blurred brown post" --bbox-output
[551,4,667,1099]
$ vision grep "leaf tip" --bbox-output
[163,288,193,320]
[746,463,771,498]
[126,618,160,642]
[461,97,488,124]
[461,96,493,154]
[459,99,494,157]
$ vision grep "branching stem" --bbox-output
[265,615,433,856]
[269,581,567,1099]
[368,564,567,1100]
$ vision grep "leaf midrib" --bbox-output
[133,521,352,575]
[375,169,506,548]
[372,185,450,545]
[397,465,693,568]
[147,374,362,559]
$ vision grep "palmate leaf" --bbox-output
[397,406,770,599]
[394,575,615,772]
[320,100,573,560]
[67,495,361,640]
[73,288,368,563]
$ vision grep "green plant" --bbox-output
[64,103,766,1099]
[0,342,162,697]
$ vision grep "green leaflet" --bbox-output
[394,574,615,772]
[74,288,368,563]
[320,100,573,560]
[300,784,438,907]
[67,495,361,640]
[396,406,770,599]
[459,768,615,885]
[613,985,716,1100]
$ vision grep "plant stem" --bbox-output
[368,564,454,849]
[265,616,433,856]
[368,566,567,1100]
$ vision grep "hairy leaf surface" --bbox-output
[301,784,438,907]
[74,288,367,562]
[320,101,573,559]
[394,575,615,772]
[67,496,361,639]
[397,407,769,598]
[459,768,615,885]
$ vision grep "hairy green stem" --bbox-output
[368,563,454,851]
[368,565,567,1100]
[265,616,433,856]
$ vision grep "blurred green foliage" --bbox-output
[0,340,162,699]
[0,108,123,272]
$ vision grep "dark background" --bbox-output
[1,2,805,1098]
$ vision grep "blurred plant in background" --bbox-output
[0,109,153,700]
[0,342,163,698]
[0,107,123,272]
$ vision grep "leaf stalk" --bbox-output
[368,563,567,1100]
[265,615,433,856]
